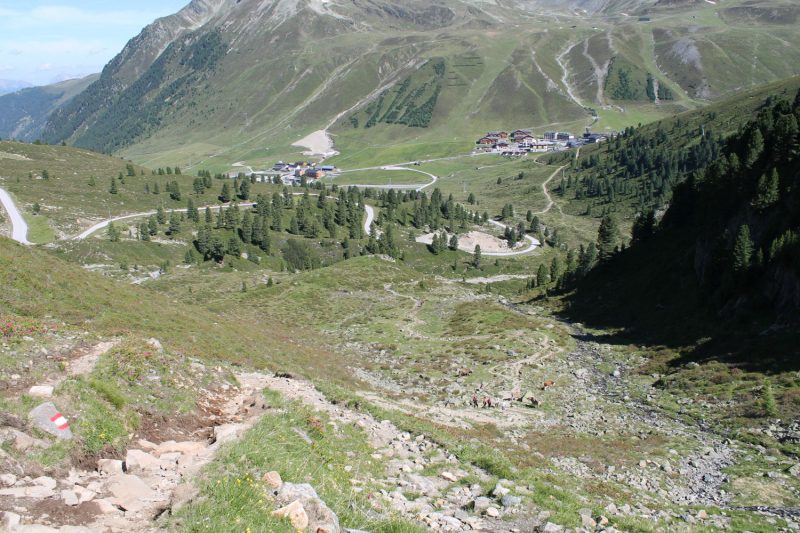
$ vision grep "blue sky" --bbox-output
[0,0,190,86]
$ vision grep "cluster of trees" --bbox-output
[153,166,181,175]
[570,120,725,214]
[358,60,446,130]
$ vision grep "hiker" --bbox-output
[472,396,478,408]
[487,398,492,408]
[501,400,507,411]
[482,397,487,408]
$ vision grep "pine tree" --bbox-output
[241,211,253,244]
[148,215,158,236]
[266,277,274,287]
[631,209,656,242]
[107,222,120,242]
[273,208,283,232]
[550,257,563,285]
[733,224,753,273]
[449,233,459,251]
[32,202,40,215]
[752,169,780,210]
[467,193,476,205]
[139,222,150,241]
[260,226,271,254]
[88,176,96,187]
[187,197,197,223]
[220,182,232,203]
[156,204,166,224]
[578,244,598,277]
[109,176,118,194]
[537,263,550,287]
[596,214,620,261]
[205,207,213,223]
[290,215,300,235]
[169,211,181,235]
[228,236,241,257]
[153,182,159,195]
[473,244,481,269]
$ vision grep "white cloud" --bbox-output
[37,63,54,71]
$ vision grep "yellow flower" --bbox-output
[235,518,240,523]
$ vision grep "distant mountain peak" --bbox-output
[0,79,33,95]
[48,73,89,85]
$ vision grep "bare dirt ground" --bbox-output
[292,130,338,158]
[415,230,525,253]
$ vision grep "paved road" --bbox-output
[0,188,31,245]
[363,204,374,235]
[483,219,539,256]
[338,165,438,191]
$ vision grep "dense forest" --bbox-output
[561,88,800,360]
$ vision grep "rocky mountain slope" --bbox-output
[39,0,800,169]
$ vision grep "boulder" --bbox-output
[0,511,20,532]
[126,449,160,471]
[97,459,124,475]
[473,497,492,511]
[28,403,71,440]
[3,429,50,451]
[305,498,340,533]
[106,474,155,500]
[277,482,319,506]
[214,424,244,444]
[61,490,79,506]
[501,494,521,507]
[154,441,206,456]
[28,386,54,398]
[440,472,458,482]
[0,486,55,498]
[0,474,15,486]
[492,483,510,497]
[89,499,122,515]
[540,523,565,533]
[33,476,56,490]
[485,507,499,517]
[263,471,283,489]
[272,500,309,530]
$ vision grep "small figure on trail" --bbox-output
[472,396,478,408]
[482,398,488,408]
[487,398,493,408]
[501,400,507,411]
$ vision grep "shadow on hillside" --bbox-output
[551,231,798,374]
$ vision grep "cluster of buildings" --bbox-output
[475,129,620,154]
[271,161,337,183]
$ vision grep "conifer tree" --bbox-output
[220,182,232,203]
[733,224,753,273]
[187,198,198,223]
[107,222,120,242]
[169,211,181,235]
[241,211,253,243]
[550,257,563,285]
[596,214,620,261]
[228,236,241,257]
[109,176,118,194]
[156,204,166,224]
[537,263,549,287]
[205,207,213,223]
[473,244,481,269]
[88,176,96,187]
[153,182,159,194]
[290,215,300,235]
[752,169,780,210]
[273,208,283,232]
[32,202,40,215]
[148,215,158,236]
[139,222,150,241]
[449,233,459,251]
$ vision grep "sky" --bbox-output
[0,0,190,86]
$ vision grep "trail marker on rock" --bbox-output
[29,402,72,439]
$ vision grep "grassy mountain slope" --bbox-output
[34,0,800,172]
[0,75,100,142]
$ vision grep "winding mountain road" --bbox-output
[0,188,31,245]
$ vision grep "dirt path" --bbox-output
[0,187,30,245]
[536,166,566,215]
